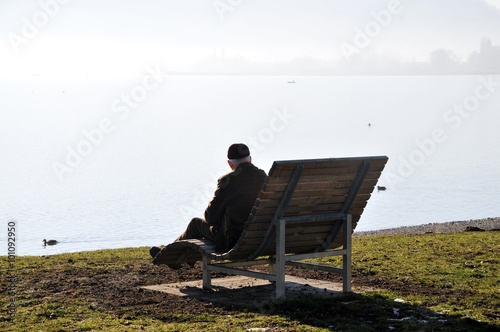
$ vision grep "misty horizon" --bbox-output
[1,0,499,79]
[181,38,500,76]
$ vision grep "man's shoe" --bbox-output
[149,246,161,259]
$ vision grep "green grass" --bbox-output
[317,231,500,328]
[1,231,499,331]
[352,232,499,321]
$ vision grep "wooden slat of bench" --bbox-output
[269,162,386,177]
[252,195,372,214]
[258,187,373,201]
[269,156,388,171]
[234,227,360,255]
[255,193,371,209]
[259,188,369,200]
[261,175,381,192]
[274,162,386,174]
[255,195,348,208]
[258,241,341,255]
[250,204,367,219]
[248,201,369,220]
[263,177,380,192]
[270,244,341,255]
[238,237,334,251]
[235,220,350,249]
[152,238,217,265]
[248,204,365,220]
[267,169,385,183]
[241,223,335,238]
[284,199,369,212]
[251,195,372,217]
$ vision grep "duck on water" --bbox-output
[43,239,58,246]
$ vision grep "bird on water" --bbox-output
[43,239,58,246]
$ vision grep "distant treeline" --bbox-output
[184,38,500,76]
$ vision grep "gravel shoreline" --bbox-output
[354,217,500,236]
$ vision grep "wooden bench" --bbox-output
[153,156,388,299]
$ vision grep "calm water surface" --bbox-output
[1,75,499,255]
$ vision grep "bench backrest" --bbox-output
[219,156,388,261]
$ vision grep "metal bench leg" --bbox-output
[276,218,286,299]
[343,214,352,293]
[202,256,212,291]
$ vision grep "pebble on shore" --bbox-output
[354,217,500,237]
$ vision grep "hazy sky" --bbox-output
[1,0,499,77]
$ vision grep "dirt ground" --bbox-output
[19,218,499,325]
[24,255,473,322]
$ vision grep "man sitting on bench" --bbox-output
[150,143,267,269]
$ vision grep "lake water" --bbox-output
[1,74,500,256]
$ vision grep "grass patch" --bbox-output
[1,232,499,331]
